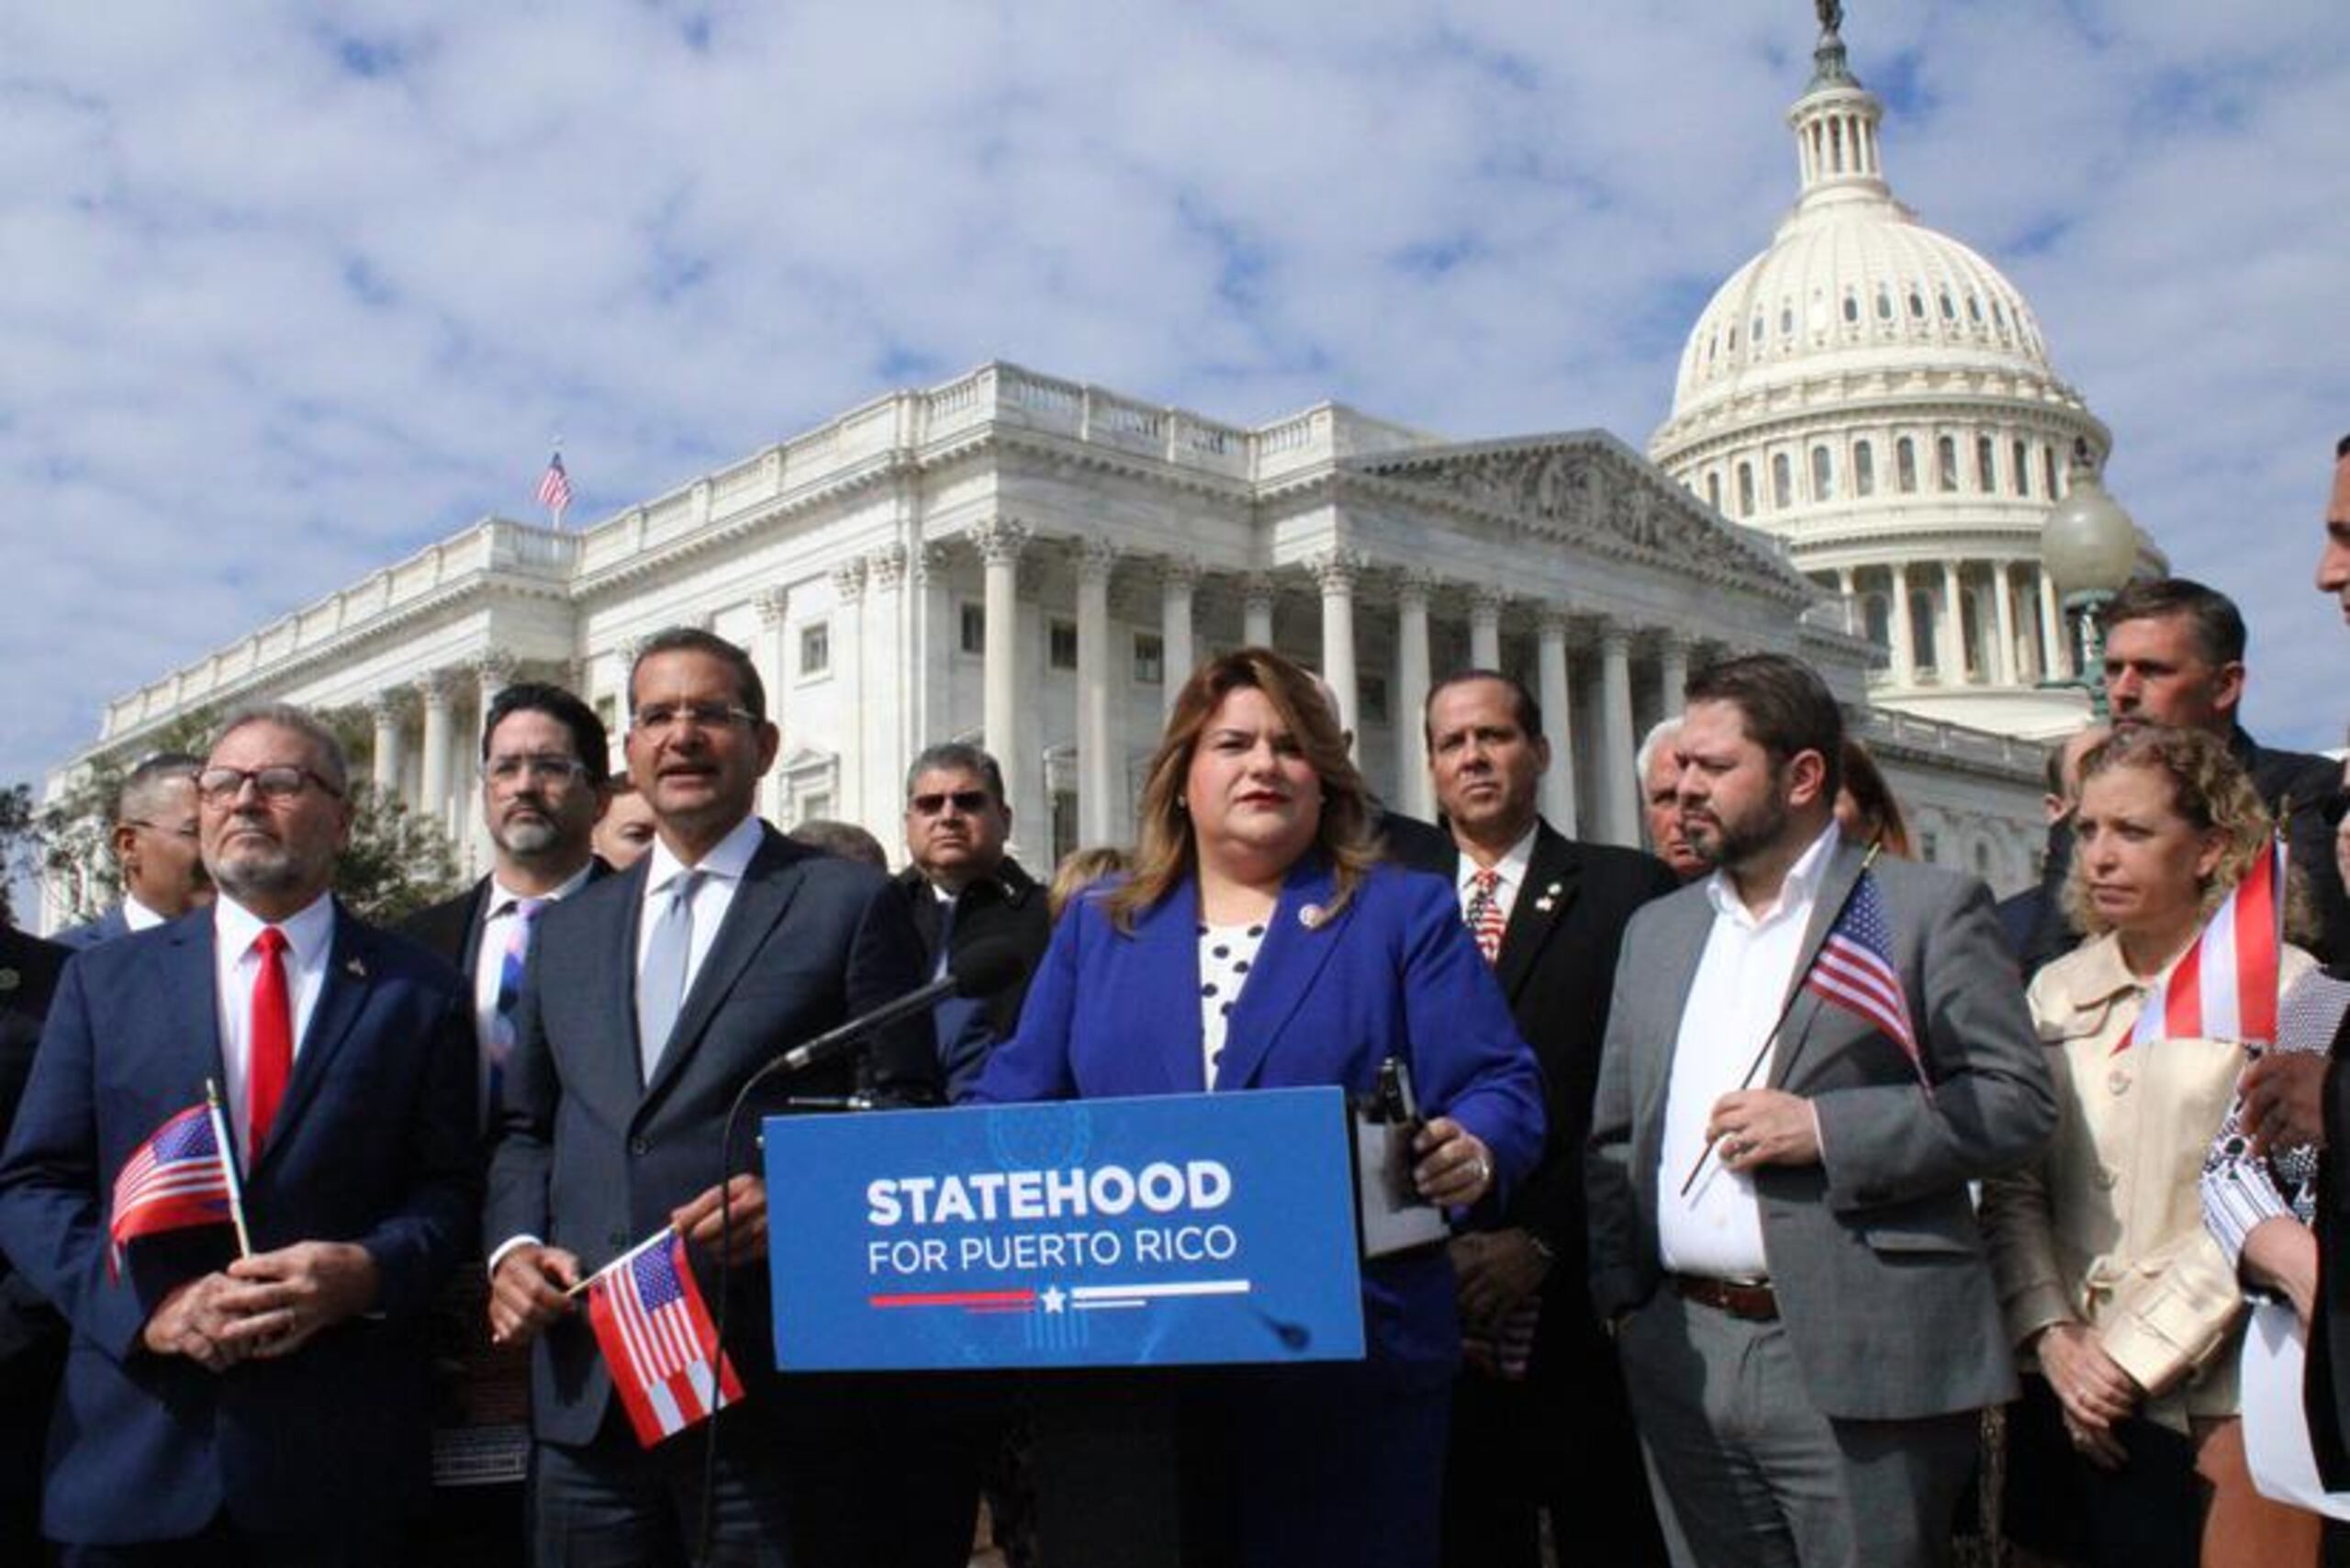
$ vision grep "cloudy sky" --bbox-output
[6,0,2348,797]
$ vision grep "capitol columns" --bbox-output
[1312,551,1364,738]
[365,690,408,804]
[971,519,1030,816]
[829,556,869,825]
[1598,621,1639,848]
[1990,564,2020,686]
[867,544,912,832]
[1393,572,1436,821]
[2036,567,2070,682]
[1937,561,1965,681]
[1469,588,1505,671]
[417,668,460,838]
[1656,631,1690,719]
[1536,610,1578,838]
[1241,577,1277,649]
[755,587,791,821]
[1075,539,1120,845]
[1158,555,1200,716]
[1889,564,1919,686]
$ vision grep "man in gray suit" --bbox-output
[483,628,946,1567]
[1587,653,2053,1568]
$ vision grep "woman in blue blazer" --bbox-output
[973,647,1544,1568]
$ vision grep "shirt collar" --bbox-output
[487,861,596,919]
[1457,821,1539,893]
[122,892,168,931]
[643,812,764,898]
[215,889,336,966]
[1704,820,1841,929]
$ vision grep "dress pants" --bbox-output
[1617,1288,1979,1568]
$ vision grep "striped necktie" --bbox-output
[487,897,546,1115]
[1467,868,1506,965]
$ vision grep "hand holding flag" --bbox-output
[108,1085,249,1279]
[584,1228,744,1447]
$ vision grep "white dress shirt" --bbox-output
[123,892,171,933]
[634,812,765,992]
[213,891,336,1163]
[1452,823,1539,929]
[1656,821,1840,1281]
[471,863,599,1047]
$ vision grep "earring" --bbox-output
[1176,794,1188,812]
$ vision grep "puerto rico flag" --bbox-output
[109,1103,236,1278]
[2127,834,2286,1051]
[587,1229,744,1447]
[1804,868,1930,1090]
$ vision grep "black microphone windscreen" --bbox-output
[949,939,1028,1000]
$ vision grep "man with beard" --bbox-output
[56,753,214,947]
[1586,654,2053,1567]
[401,682,612,1564]
[0,703,478,1563]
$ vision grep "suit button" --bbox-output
[630,1137,651,1156]
[608,1231,628,1249]
[2094,1168,2119,1190]
[2105,1069,2131,1096]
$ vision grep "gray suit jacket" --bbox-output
[483,823,939,1445]
[1586,836,2054,1421]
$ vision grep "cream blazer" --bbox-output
[1980,930,2315,1429]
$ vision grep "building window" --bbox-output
[1863,593,1891,651]
[1771,454,1794,510]
[1842,292,1859,325]
[1936,436,1959,492]
[1854,440,1875,497]
[1976,436,1997,493]
[2013,439,2031,497]
[799,621,829,678]
[1909,589,1936,671]
[1707,472,1722,511]
[1737,462,1756,518]
[1051,790,1079,862]
[2044,448,2061,498]
[1810,445,1834,502]
[594,694,618,734]
[1908,287,1926,319]
[1874,285,1893,321]
[1133,632,1165,685]
[1920,831,1941,864]
[1961,588,1984,677]
[1897,437,1919,493]
[800,791,833,824]
[1048,619,1079,671]
[959,602,986,655]
[1359,674,1391,726]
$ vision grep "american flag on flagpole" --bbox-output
[586,1229,744,1447]
[1803,868,1930,1090]
[108,1103,237,1277]
[2126,834,2286,1051]
[535,450,573,521]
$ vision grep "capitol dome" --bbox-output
[1650,13,2158,742]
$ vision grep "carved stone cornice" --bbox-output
[364,689,413,726]
[1307,549,1367,595]
[830,558,869,605]
[970,518,1032,568]
[1158,554,1203,594]
[1073,538,1119,584]
[755,586,790,627]
[867,543,910,591]
[414,668,461,708]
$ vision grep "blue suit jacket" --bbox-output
[0,906,479,1545]
[50,906,129,952]
[484,823,939,1447]
[973,858,1546,1375]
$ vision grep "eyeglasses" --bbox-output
[124,818,201,840]
[909,790,994,817]
[486,754,589,785]
[632,701,757,735]
[196,767,344,804]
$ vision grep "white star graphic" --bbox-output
[1040,1284,1067,1314]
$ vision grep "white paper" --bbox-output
[2240,1298,2350,1518]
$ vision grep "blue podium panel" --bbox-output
[763,1088,1366,1371]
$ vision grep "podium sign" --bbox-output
[763,1088,1365,1372]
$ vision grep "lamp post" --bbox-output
[2039,441,2140,719]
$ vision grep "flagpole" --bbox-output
[1677,842,1884,1198]
[204,1077,254,1260]
[565,1223,671,1300]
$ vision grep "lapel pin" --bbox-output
[344,956,367,980]
[1298,903,1325,930]
[1533,898,1555,913]
[0,969,17,993]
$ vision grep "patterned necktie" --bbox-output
[249,926,293,1158]
[636,870,703,1084]
[1467,868,1506,965]
[487,898,546,1114]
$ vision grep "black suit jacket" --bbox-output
[0,929,67,1372]
[2313,1002,2350,1488]
[484,823,939,1446]
[398,859,614,975]
[891,856,1052,1041]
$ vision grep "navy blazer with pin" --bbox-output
[0,903,478,1546]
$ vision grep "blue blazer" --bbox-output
[973,857,1546,1373]
[50,905,129,952]
[0,906,479,1545]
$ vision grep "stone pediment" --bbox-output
[1342,431,1810,600]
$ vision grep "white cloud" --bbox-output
[6,0,2349,808]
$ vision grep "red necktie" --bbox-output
[249,926,292,1156]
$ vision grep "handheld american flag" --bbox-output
[108,1102,239,1278]
[587,1229,744,1447]
[2126,834,2285,1051]
[1803,867,1930,1090]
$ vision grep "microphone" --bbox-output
[774,938,1028,1075]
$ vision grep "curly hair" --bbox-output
[2060,724,2297,935]
[1110,647,1377,933]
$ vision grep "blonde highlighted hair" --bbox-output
[1108,647,1377,933]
